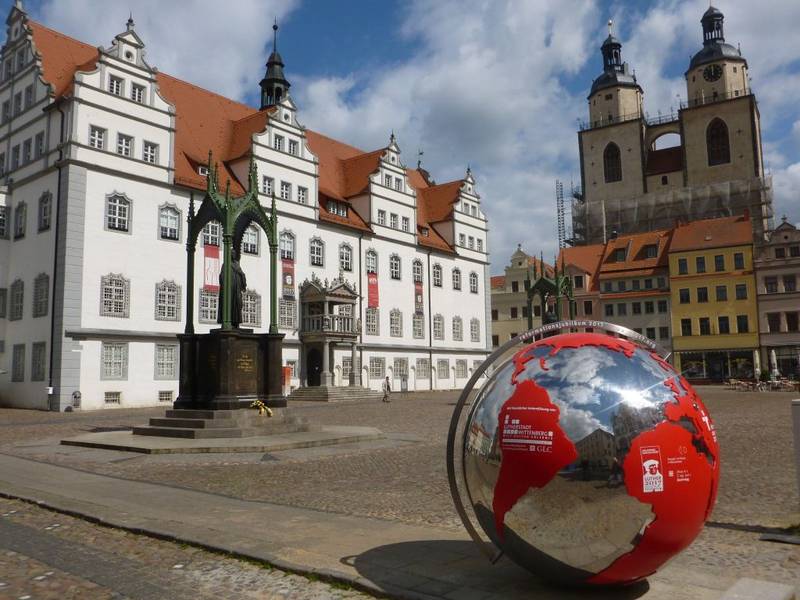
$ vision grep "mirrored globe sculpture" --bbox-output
[447,322,720,586]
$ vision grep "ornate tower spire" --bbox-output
[701,6,725,45]
[259,19,291,110]
[601,21,623,73]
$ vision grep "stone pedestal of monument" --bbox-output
[174,328,286,411]
[132,407,316,439]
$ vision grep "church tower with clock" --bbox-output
[573,6,771,246]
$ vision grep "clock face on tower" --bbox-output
[703,64,723,82]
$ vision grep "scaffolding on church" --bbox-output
[571,175,774,245]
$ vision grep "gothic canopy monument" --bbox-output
[175,154,286,410]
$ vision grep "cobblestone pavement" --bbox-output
[1,387,799,592]
[0,497,375,600]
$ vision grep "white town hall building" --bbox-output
[0,3,491,410]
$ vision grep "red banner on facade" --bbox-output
[414,281,423,314]
[367,273,379,308]
[203,244,220,291]
[282,258,295,299]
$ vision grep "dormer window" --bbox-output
[328,200,347,218]
[109,75,124,96]
[644,244,657,259]
[613,248,626,262]
[421,227,429,237]
[198,166,209,177]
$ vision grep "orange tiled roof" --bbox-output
[490,275,506,289]
[670,214,752,252]
[559,244,604,276]
[27,17,462,251]
[600,228,672,274]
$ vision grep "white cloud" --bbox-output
[33,0,299,102]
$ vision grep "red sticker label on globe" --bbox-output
[640,446,664,493]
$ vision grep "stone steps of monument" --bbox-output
[165,409,238,420]
[149,417,238,429]
[132,426,248,439]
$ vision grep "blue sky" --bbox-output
[10,0,800,273]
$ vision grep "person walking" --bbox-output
[382,376,391,402]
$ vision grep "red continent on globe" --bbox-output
[490,333,720,584]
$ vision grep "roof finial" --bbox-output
[389,130,395,144]
[607,19,613,36]
[273,18,278,54]
[127,12,135,31]
[417,148,424,169]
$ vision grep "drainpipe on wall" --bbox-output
[427,249,433,391]
[358,232,363,385]
[47,100,66,410]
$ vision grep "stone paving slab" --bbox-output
[60,426,384,454]
[0,453,742,600]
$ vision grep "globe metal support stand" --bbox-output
[445,320,657,563]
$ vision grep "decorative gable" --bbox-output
[104,17,151,71]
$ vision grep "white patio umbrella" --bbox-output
[753,350,761,378]
[770,348,780,378]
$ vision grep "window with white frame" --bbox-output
[416,358,430,379]
[155,280,180,321]
[9,279,23,321]
[131,83,145,103]
[288,139,298,155]
[456,359,467,378]
[143,141,158,164]
[22,139,31,164]
[286,360,298,377]
[13,92,21,116]
[280,181,291,200]
[452,316,463,341]
[468,236,474,249]
[279,231,295,260]
[242,225,259,254]
[199,289,218,322]
[384,174,392,187]
[437,358,450,376]
[159,206,179,240]
[242,290,261,327]
[365,250,378,274]
[104,392,121,405]
[106,195,130,232]
[369,356,385,379]
[310,238,324,266]
[401,216,409,232]
[390,213,398,229]
[89,126,106,149]
[31,342,46,381]
[477,239,483,252]
[471,205,477,217]
[393,357,408,377]
[101,342,128,380]
[109,75,123,96]
[458,233,466,246]
[155,344,178,379]
[469,272,478,294]
[159,390,173,403]
[0,206,6,237]
[365,307,379,335]
[262,176,274,196]
[202,221,220,246]
[11,145,19,170]
[389,255,401,280]
[433,314,444,340]
[279,299,296,328]
[329,200,347,217]
[413,313,424,339]
[377,210,386,225]
[11,344,24,382]
[23,84,33,109]
[394,177,403,191]
[412,260,423,283]
[14,202,25,238]
[470,318,480,342]
[100,274,130,318]
[390,309,402,337]
[34,132,44,159]
[339,244,352,272]
[32,273,48,318]
[116,133,133,157]
[432,264,442,287]
[298,186,308,204]
[274,134,284,151]
[342,356,359,379]
[452,268,461,290]
[38,192,51,231]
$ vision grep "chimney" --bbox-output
[742,208,750,221]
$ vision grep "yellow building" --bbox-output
[669,215,758,381]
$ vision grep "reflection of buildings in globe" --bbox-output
[575,428,615,472]
[461,332,719,586]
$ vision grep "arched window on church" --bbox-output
[706,118,730,166]
[603,143,622,183]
